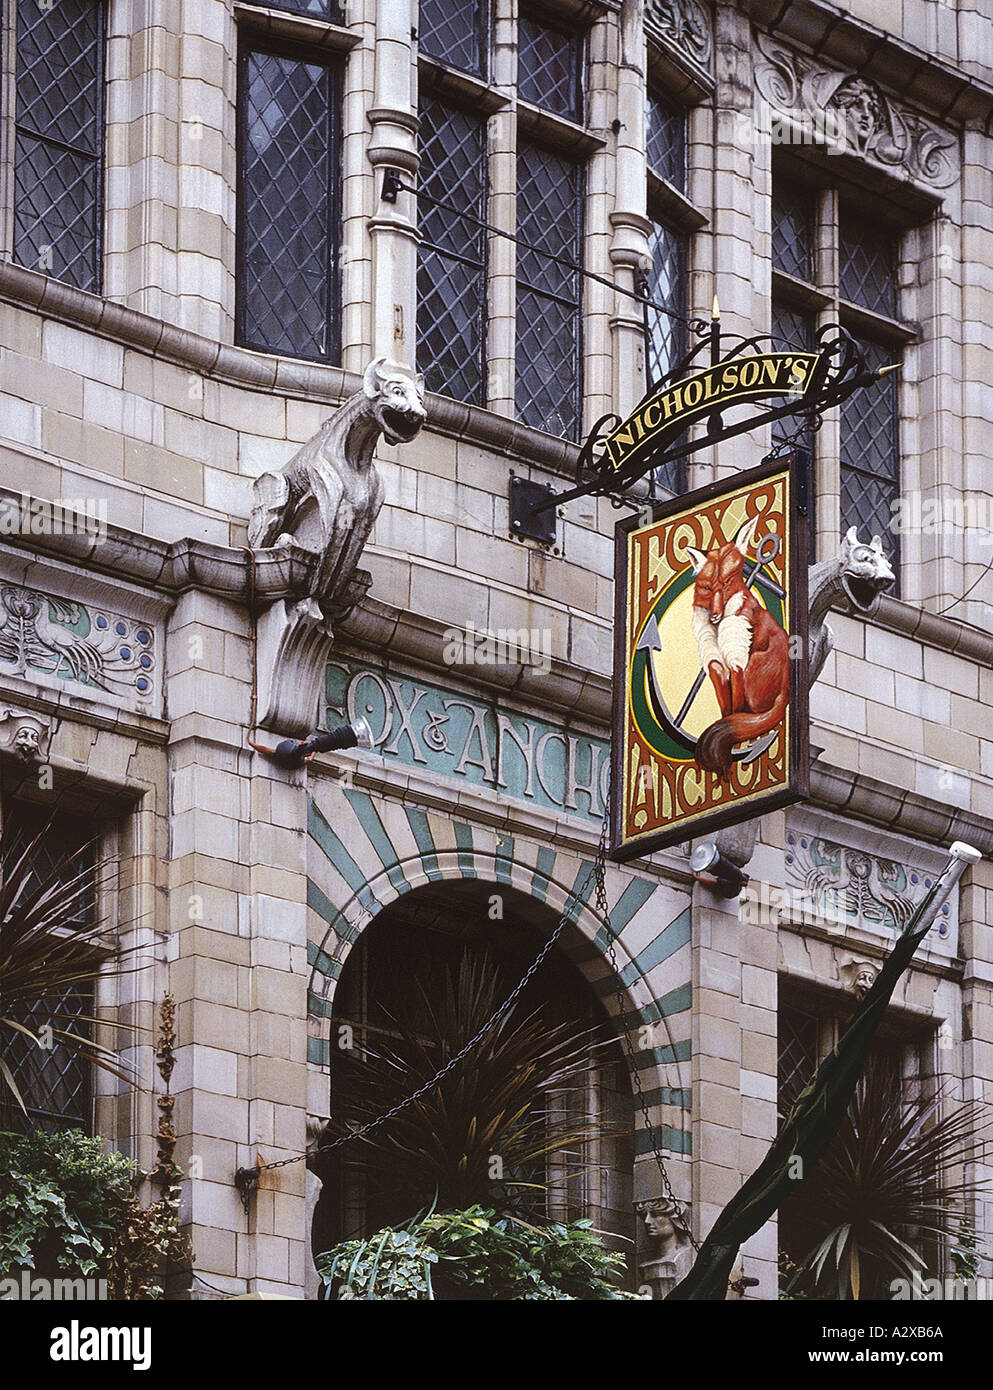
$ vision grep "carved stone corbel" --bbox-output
[248,359,425,737]
[0,705,52,761]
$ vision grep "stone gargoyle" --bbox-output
[249,357,426,625]
[248,358,426,737]
[807,526,895,685]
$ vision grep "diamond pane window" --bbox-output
[238,47,341,362]
[645,219,684,392]
[772,181,813,283]
[419,0,486,77]
[516,143,582,438]
[417,100,487,403]
[771,302,815,447]
[646,92,685,190]
[12,0,104,292]
[841,336,900,587]
[840,210,896,317]
[0,808,96,1135]
[778,1005,820,1111]
[518,15,582,123]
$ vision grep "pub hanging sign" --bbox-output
[611,454,809,860]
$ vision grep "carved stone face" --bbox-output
[12,724,41,759]
[853,966,877,999]
[831,78,881,141]
[643,1208,675,1239]
[364,359,427,445]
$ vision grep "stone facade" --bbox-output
[0,0,991,1300]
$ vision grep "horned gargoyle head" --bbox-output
[363,357,427,445]
[837,526,895,612]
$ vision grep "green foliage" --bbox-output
[0,813,139,1111]
[782,1063,990,1300]
[0,1128,133,1276]
[0,1128,187,1298]
[327,950,611,1221]
[951,1218,982,1285]
[317,1205,640,1301]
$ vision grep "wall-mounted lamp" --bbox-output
[690,841,749,898]
[250,717,375,770]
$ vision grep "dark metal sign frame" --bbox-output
[533,321,895,513]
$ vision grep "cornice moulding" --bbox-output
[742,0,993,125]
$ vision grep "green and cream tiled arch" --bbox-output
[306,783,694,1154]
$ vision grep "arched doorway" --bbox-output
[310,879,636,1284]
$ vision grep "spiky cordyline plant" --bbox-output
[326,949,616,1223]
[783,1061,990,1300]
[0,813,140,1112]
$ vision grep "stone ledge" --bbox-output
[811,758,993,855]
[0,261,583,481]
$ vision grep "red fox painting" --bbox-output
[685,516,790,777]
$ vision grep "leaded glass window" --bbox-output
[772,181,813,283]
[645,219,684,392]
[778,1005,820,1113]
[841,335,900,584]
[771,301,815,448]
[518,14,582,123]
[418,0,486,77]
[12,0,104,292]
[840,209,896,317]
[237,45,341,362]
[417,99,487,403]
[646,92,684,191]
[0,807,96,1135]
[515,143,583,439]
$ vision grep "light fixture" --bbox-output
[250,717,375,770]
[690,841,749,898]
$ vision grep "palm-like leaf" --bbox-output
[325,949,616,1223]
[784,1060,990,1299]
[0,811,143,1112]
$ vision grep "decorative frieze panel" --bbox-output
[754,33,958,190]
[646,0,713,72]
[783,810,958,955]
[0,553,166,718]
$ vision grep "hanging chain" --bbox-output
[239,793,698,1264]
[236,852,601,1196]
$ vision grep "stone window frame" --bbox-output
[770,154,919,586]
[0,0,106,294]
[230,4,360,365]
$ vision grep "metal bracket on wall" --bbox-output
[509,475,558,546]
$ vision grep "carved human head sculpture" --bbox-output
[841,957,879,1000]
[0,707,50,762]
[363,357,427,445]
[638,1196,688,1248]
[829,76,883,143]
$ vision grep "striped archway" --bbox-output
[305,780,695,1156]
